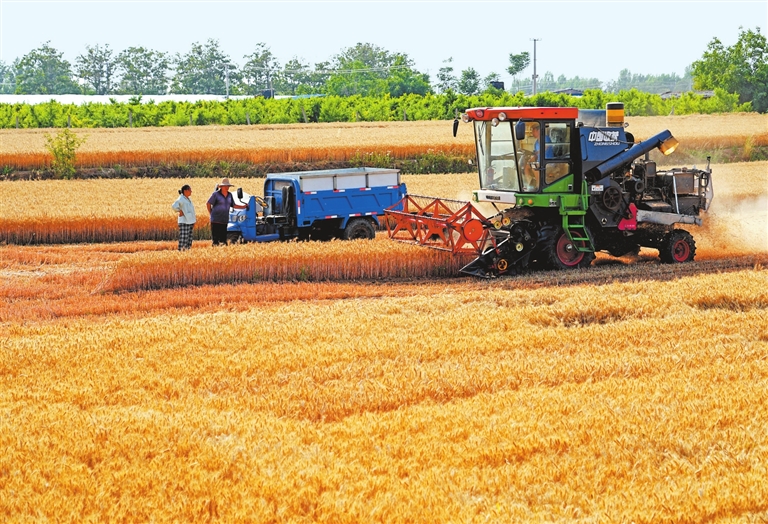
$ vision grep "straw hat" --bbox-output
[217,178,234,188]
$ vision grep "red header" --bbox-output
[464,107,579,121]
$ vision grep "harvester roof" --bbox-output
[463,107,579,122]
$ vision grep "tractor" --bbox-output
[385,103,713,277]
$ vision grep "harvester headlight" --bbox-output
[475,109,485,118]
[492,118,500,127]
[462,113,471,123]
[238,214,247,222]
[660,136,679,156]
[498,112,507,121]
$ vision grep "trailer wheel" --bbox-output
[227,232,243,245]
[659,229,696,263]
[538,225,595,270]
[343,218,376,240]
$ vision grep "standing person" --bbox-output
[172,184,196,251]
[207,178,247,246]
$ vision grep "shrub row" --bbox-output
[0,89,750,129]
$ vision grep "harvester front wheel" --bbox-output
[659,229,696,263]
[538,225,595,270]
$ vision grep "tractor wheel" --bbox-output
[659,229,696,263]
[343,218,376,240]
[227,232,243,245]
[538,225,595,270]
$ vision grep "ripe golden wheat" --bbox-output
[100,238,471,292]
[1,265,767,521]
[1,114,766,170]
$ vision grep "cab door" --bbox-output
[542,122,573,189]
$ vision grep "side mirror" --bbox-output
[452,118,459,137]
[237,187,243,200]
[514,121,526,141]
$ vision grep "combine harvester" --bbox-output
[385,103,714,277]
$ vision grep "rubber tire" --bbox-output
[538,225,595,270]
[343,218,376,240]
[659,229,696,263]
[227,232,243,245]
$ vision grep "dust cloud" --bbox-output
[694,169,768,258]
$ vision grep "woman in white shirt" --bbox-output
[171,184,197,250]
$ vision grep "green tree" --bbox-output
[506,51,530,93]
[172,39,240,95]
[482,72,502,92]
[0,61,15,94]
[302,61,332,95]
[326,43,429,97]
[242,43,280,96]
[384,55,431,97]
[75,44,116,95]
[277,57,310,96]
[115,47,171,95]
[435,57,457,93]
[606,69,692,94]
[13,42,79,94]
[692,26,768,112]
[507,51,530,77]
[458,68,480,95]
[44,128,86,179]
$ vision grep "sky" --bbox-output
[0,0,766,87]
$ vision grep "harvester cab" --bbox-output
[385,103,713,278]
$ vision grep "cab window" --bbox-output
[543,122,572,185]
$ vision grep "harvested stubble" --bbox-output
[101,238,470,292]
[1,268,767,521]
[2,240,766,325]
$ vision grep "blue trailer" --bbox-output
[227,167,407,243]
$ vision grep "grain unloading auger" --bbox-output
[385,103,713,278]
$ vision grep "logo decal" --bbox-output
[588,130,621,146]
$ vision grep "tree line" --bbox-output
[0,88,750,130]
[0,28,765,111]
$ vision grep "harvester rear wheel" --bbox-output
[659,229,696,263]
[538,225,595,270]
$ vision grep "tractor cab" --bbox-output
[463,107,581,205]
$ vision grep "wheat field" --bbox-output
[1,114,768,522]
[1,162,765,252]
[1,259,767,521]
[1,113,766,169]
